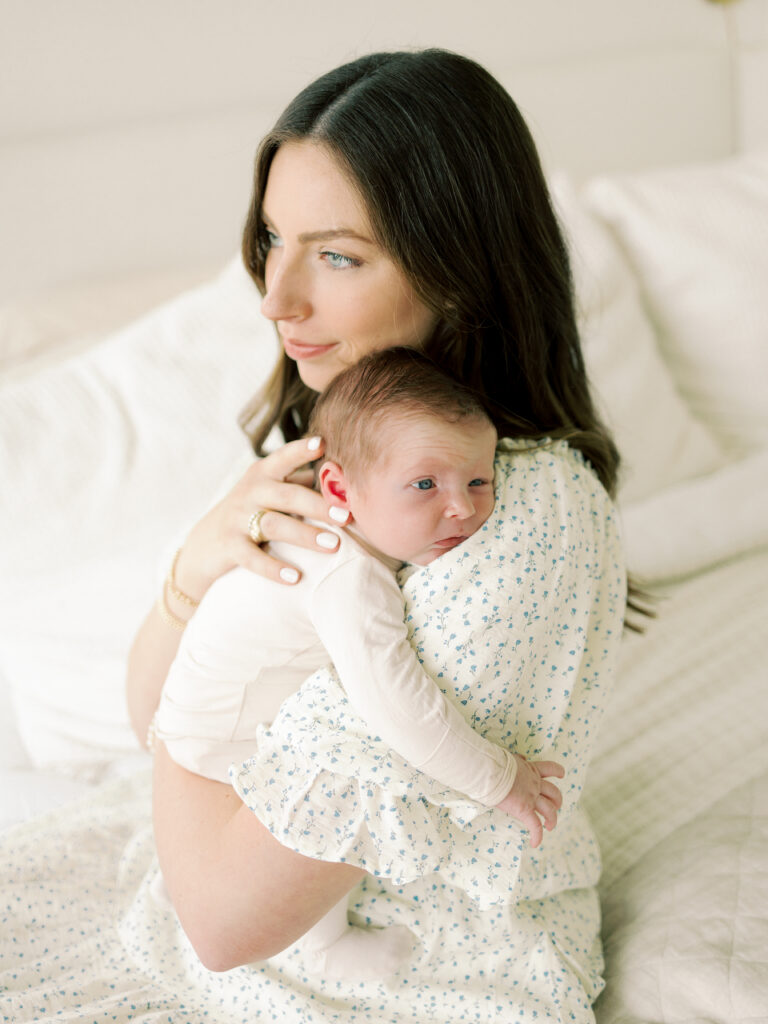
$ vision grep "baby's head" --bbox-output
[308,348,497,565]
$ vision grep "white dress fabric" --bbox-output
[0,440,625,1023]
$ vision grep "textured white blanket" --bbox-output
[586,548,768,1021]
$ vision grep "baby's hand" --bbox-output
[494,756,565,848]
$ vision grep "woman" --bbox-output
[127,49,624,1020]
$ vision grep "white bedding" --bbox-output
[587,549,768,1022]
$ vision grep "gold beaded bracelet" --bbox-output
[157,585,188,631]
[166,548,200,608]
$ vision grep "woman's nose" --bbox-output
[260,254,311,322]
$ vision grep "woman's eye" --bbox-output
[411,478,435,491]
[260,228,282,254]
[321,250,360,270]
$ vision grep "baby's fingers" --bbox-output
[535,796,559,835]
[539,779,563,809]
[522,811,544,849]
[532,760,565,779]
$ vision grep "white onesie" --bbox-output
[155,528,517,805]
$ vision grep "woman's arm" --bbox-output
[125,436,345,747]
[152,742,364,972]
[126,604,193,748]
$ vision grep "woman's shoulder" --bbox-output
[489,438,622,564]
[494,437,613,509]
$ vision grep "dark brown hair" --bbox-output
[308,347,493,480]
[239,48,621,500]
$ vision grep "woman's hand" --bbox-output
[126,436,348,749]
[494,755,565,848]
[175,436,349,596]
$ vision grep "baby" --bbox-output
[154,347,563,978]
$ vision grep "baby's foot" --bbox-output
[306,923,415,981]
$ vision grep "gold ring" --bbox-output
[247,509,268,545]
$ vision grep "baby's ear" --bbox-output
[317,460,352,509]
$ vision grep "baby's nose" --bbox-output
[445,490,475,518]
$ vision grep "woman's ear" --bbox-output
[317,461,352,510]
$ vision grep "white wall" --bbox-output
[1,0,762,301]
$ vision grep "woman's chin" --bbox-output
[295,360,340,393]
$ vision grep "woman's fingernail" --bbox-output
[328,506,350,524]
[307,436,322,451]
[316,532,339,549]
[279,567,300,584]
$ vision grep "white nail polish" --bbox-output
[279,567,299,584]
[328,506,350,524]
[316,532,339,549]
[307,436,322,451]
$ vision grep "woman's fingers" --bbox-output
[249,509,341,562]
[234,436,351,551]
[254,436,325,483]
[241,473,348,532]
[257,478,336,524]
[284,468,317,488]
[233,535,305,585]
[173,438,346,597]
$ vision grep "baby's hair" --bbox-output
[308,347,494,480]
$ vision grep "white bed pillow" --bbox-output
[585,151,768,452]
[0,268,214,379]
[0,259,276,773]
[552,178,724,506]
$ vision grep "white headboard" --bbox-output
[1,0,766,301]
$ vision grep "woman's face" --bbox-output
[260,141,438,392]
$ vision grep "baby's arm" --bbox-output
[154,564,322,781]
[311,550,563,835]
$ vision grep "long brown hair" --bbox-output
[240,49,621,498]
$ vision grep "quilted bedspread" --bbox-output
[586,548,768,1022]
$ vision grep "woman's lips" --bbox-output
[282,337,336,360]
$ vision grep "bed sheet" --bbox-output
[585,547,768,1022]
[585,547,768,887]
[596,771,768,1023]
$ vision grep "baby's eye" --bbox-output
[411,478,435,491]
[321,250,360,270]
[469,478,489,487]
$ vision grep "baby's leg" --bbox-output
[298,897,414,980]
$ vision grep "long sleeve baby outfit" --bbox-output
[154,527,517,806]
